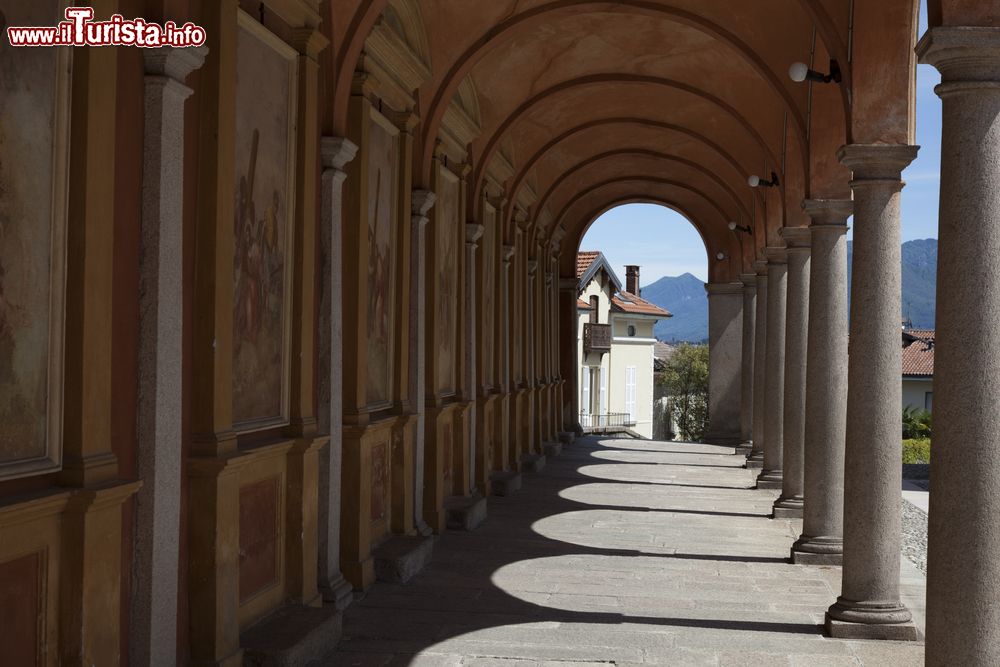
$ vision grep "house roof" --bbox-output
[577,298,593,310]
[611,291,672,318]
[576,251,622,292]
[902,328,934,377]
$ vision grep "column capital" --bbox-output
[290,26,330,59]
[837,144,919,180]
[753,259,768,275]
[917,27,1000,87]
[779,226,811,249]
[527,259,539,276]
[802,198,853,225]
[143,45,207,82]
[705,282,744,296]
[411,189,437,217]
[465,222,485,246]
[740,272,757,287]
[502,245,516,263]
[764,246,787,263]
[321,136,359,171]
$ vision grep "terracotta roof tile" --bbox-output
[902,329,934,376]
[611,291,672,318]
[577,298,593,310]
[576,251,600,279]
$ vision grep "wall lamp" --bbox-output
[715,252,728,261]
[748,172,780,188]
[788,59,842,84]
[728,221,753,235]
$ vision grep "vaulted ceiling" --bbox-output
[324,0,948,281]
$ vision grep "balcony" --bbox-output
[583,322,612,354]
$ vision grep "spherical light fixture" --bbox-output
[747,174,760,188]
[728,221,738,231]
[748,172,780,188]
[715,252,727,261]
[788,62,810,83]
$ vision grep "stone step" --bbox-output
[519,453,546,474]
[542,441,562,458]
[242,603,342,667]
[372,535,435,584]
[444,493,488,531]
[489,470,522,496]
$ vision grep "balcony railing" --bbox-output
[580,412,635,432]
[583,322,612,354]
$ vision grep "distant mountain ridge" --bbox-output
[639,239,938,343]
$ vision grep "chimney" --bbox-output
[625,265,640,295]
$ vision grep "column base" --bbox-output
[372,535,435,584]
[519,453,547,474]
[734,442,753,456]
[489,470,522,496]
[444,493,488,531]
[319,573,355,610]
[542,441,563,458]
[772,495,804,518]
[703,433,742,446]
[755,469,783,489]
[825,599,917,640]
[790,534,843,565]
[241,604,343,667]
[744,452,764,469]
[558,431,576,445]
[825,614,918,641]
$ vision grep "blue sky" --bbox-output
[582,3,941,285]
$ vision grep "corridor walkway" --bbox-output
[329,437,926,666]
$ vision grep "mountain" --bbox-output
[639,239,938,343]
[847,238,938,329]
[640,273,709,343]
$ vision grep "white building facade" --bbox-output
[576,253,671,439]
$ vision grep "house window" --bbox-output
[925,392,933,411]
[627,324,636,337]
[581,366,591,416]
[589,295,599,324]
[625,366,636,423]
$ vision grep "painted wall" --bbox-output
[903,377,933,411]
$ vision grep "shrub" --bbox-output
[902,406,932,439]
[902,438,931,464]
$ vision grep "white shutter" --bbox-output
[581,366,591,416]
[625,366,637,423]
[599,366,607,416]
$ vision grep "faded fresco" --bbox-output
[435,169,459,395]
[365,113,398,406]
[232,17,296,428]
[482,206,496,387]
[0,0,66,473]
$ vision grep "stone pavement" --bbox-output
[325,437,926,666]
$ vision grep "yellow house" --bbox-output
[576,252,672,439]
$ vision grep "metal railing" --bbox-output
[580,412,634,431]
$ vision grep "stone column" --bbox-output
[738,273,756,452]
[772,228,810,517]
[132,45,205,667]
[918,28,1000,663]
[703,283,744,445]
[825,144,918,640]
[410,191,437,534]
[500,245,516,467]
[464,222,484,491]
[317,136,359,609]
[746,261,768,469]
[792,199,851,564]
[756,248,786,489]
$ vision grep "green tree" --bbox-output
[660,343,709,441]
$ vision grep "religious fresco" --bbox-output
[0,0,69,479]
[435,169,460,395]
[232,13,297,429]
[365,112,399,406]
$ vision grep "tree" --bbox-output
[660,343,709,441]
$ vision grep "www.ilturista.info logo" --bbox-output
[7,7,206,47]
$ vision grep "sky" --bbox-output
[582,2,941,285]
